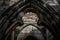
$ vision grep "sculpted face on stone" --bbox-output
[22,12,39,23]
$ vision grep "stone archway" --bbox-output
[0,0,60,40]
[16,25,44,40]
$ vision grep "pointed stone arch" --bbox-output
[16,25,44,40]
[0,0,60,40]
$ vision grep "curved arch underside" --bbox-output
[0,0,60,40]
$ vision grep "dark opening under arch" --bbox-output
[24,35,38,40]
